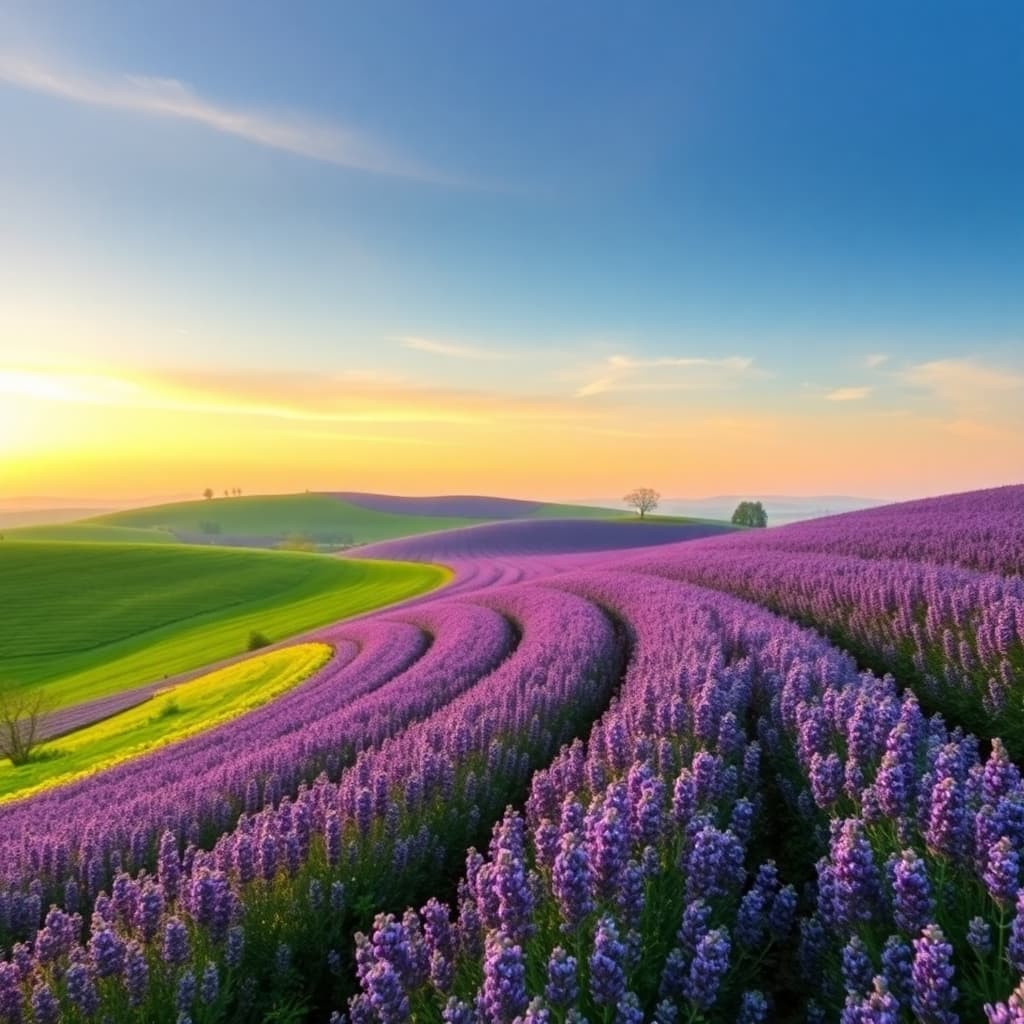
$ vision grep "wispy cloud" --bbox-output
[0,53,451,182]
[865,353,889,369]
[825,386,871,402]
[397,336,505,360]
[0,364,599,429]
[576,353,755,398]
[903,358,1024,400]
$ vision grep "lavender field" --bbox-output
[2,486,1024,1023]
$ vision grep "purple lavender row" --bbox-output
[346,564,1024,1023]
[0,582,624,1022]
[626,540,1024,751]
[356,518,731,564]
[0,601,515,934]
[715,484,1024,578]
[346,570,852,1021]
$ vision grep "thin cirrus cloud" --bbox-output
[397,336,506,360]
[0,53,454,183]
[576,354,754,398]
[864,353,889,369]
[825,386,871,402]
[903,357,1024,401]
[0,364,602,429]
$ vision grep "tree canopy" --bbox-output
[624,487,660,518]
[731,500,768,528]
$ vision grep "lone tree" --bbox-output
[0,691,50,766]
[731,500,768,528]
[624,487,660,519]
[203,487,214,500]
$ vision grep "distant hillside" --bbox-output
[44,492,625,549]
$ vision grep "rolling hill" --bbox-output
[0,540,446,708]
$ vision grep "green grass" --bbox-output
[3,523,177,544]
[0,541,446,708]
[0,643,331,801]
[91,493,488,546]
[527,502,623,519]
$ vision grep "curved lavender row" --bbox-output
[0,602,514,917]
[626,541,1024,752]
[351,570,1024,1022]
[349,571,846,1020]
[706,483,1024,577]
[331,492,545,518]
[356,518,732,562]
[0,582,626,1022]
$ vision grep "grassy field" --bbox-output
[0,541,446,708]
[2,523,177,543]
[0,643,331,802]
[91,493,488,545]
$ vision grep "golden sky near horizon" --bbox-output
[2,361,1021,503]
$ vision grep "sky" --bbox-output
[1,1,1022,503]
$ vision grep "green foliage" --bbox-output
[199,520,222,535]
[154,696,181,719]
[731,499,768,527]
[247,630,272,651]
[0,541,446,710]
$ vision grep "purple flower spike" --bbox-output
[891,849,934,935]
[544,947,578,1008]
[911,924,958,1024]
[984,836,1020,906]
[832,819,880,927]
[482,932,528,1024]
[589,915,627,1007]
[685,926,730,1010]
[842,935,874,996]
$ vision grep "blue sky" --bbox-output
[0,2,1021,500]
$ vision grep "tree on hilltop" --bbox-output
[731,500,768,528]
[203,487,214,500]
[624,487,660,519]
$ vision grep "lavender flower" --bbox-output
[960,917,993,962]
[201,961,220,1005]
[177,969,196,1015]
[832,819,880,926]
[66,962,100,1017]
[984,836,1020,906]
[911,924,958,1024]
[158,830,181,901]
[552,831,593,927]
[842,935,874,996]
[685,927,730,1010]
[163,916,190,967]
[544,947,578,1008]
[365,960,410,1024]
[891,849,934,935]
[881,935,913,1011]
[589,916,627,1007]
[125,940,149,1007]
[738,990,768,1024]
[30,982,60,1024]
[1008,890,1024,973]
[482,932,528,1023]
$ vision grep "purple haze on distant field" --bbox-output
[356,518,732,561]
[330,491,545,518]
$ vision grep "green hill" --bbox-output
[0,540,445,709]
[90,493,487,547]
